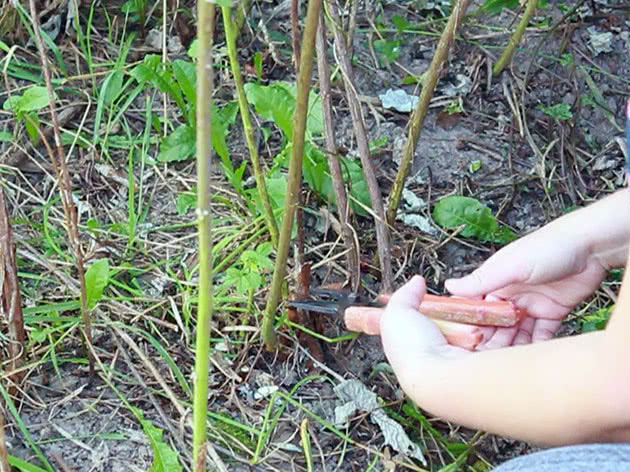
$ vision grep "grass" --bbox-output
[0,0,627,470]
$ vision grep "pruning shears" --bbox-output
[287,288,383,316]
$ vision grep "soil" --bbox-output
[1,0,629,470]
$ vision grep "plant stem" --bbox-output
[222,5,279,248]
[315,13,360,291]
[385,0,470,226]
[0,183,25,392]
[493,0,537,76]
[327,0,393,291]
[28,0,93,376]
[193,1,216,468]
[261,0,323,351]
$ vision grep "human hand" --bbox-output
[444,220,608,349]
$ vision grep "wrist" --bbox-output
[580,190,630,269]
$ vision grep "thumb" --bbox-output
[386,275,426,311]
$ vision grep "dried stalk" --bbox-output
[315,13,360,291]
[222,5,279,248]
[291,0,301,71]
[262,0,323,350]
[0,407,9,472]
[192,0,216,468]
[0,185,25,391]
[386,0,470,226]
[28,0,93,375]
[493,0,537,76]
[326,0,393,291]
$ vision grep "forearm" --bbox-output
[402,330,630,445]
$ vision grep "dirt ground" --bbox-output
[1,0,630,470]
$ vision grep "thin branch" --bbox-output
[27,0,93,376]
[326,0,393,291]
[492,0,537,76]
[193,0,216,468]
[315,13,360,291]
[262,0,324,350]
[222,5,279,247]
[386,0,470,226]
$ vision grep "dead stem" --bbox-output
[0,184,25,392]
[27,0,94,377]
[315,12,360,291]
[326,0,393,291]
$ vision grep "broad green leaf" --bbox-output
[100,69,124,105]
[374,39,401,66]
[0,130,12,141]
[24,112,40,144]
[302,143,371,216]
[581,305,613,333]
[173,59,196,108]
[176,192,196,215]
[2,95,21,111]
[85,258,110,309]
[537,103,572,120]
[18,86,51,112]
[432,196,516,243]
[157,124,195,162]
[245,82,295,138]
[132,407,182,472]
[273,81,323,136]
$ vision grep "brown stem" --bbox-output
[0,184,25,392]
[315,13,360,291]
[291,0,301,72]
[326,0,393,292]
[492,0,537,76]
[27,0,93,376]
[0,405,10,472]
[385,0,470,226]
[262,0,323,350]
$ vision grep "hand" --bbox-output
[444,219,608,349]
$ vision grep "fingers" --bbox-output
[445,255,527,298]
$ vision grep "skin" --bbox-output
[345,189,630,444]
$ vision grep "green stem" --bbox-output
[386,0,470,226]
[222,6,279,248]
[261,0,323,350]
[192,1,216,468]
[492,0,537,76]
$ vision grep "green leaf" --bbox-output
[100,69,124,105]
[537,103,572,120]
[157,125,195,162]
[173,59,196,108]
[302,144,371,216]
[433,196,516,243]
[0,130,12,141]
[8,455,49,472]
[244,81,323,138]
[176,192,197,215]
[480,0,518,14]
[17,86,51,112]
[581,305,613,333]
[391,15,410,33]
[373,39,401,66]
[132,407,182,472]
[24,112,40,144]
[85,258,110,309]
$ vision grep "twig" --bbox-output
[0,408,10,472]
[193,0,216,468]
[315,12,360,291]
[326,0,393,291]
[0,184,25,392]
[261,0,324,350]
[291,0,301,71]
[27,0,93,376]
[492,0,537,76]
[222,5,279,247]
[386,0,470,226]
